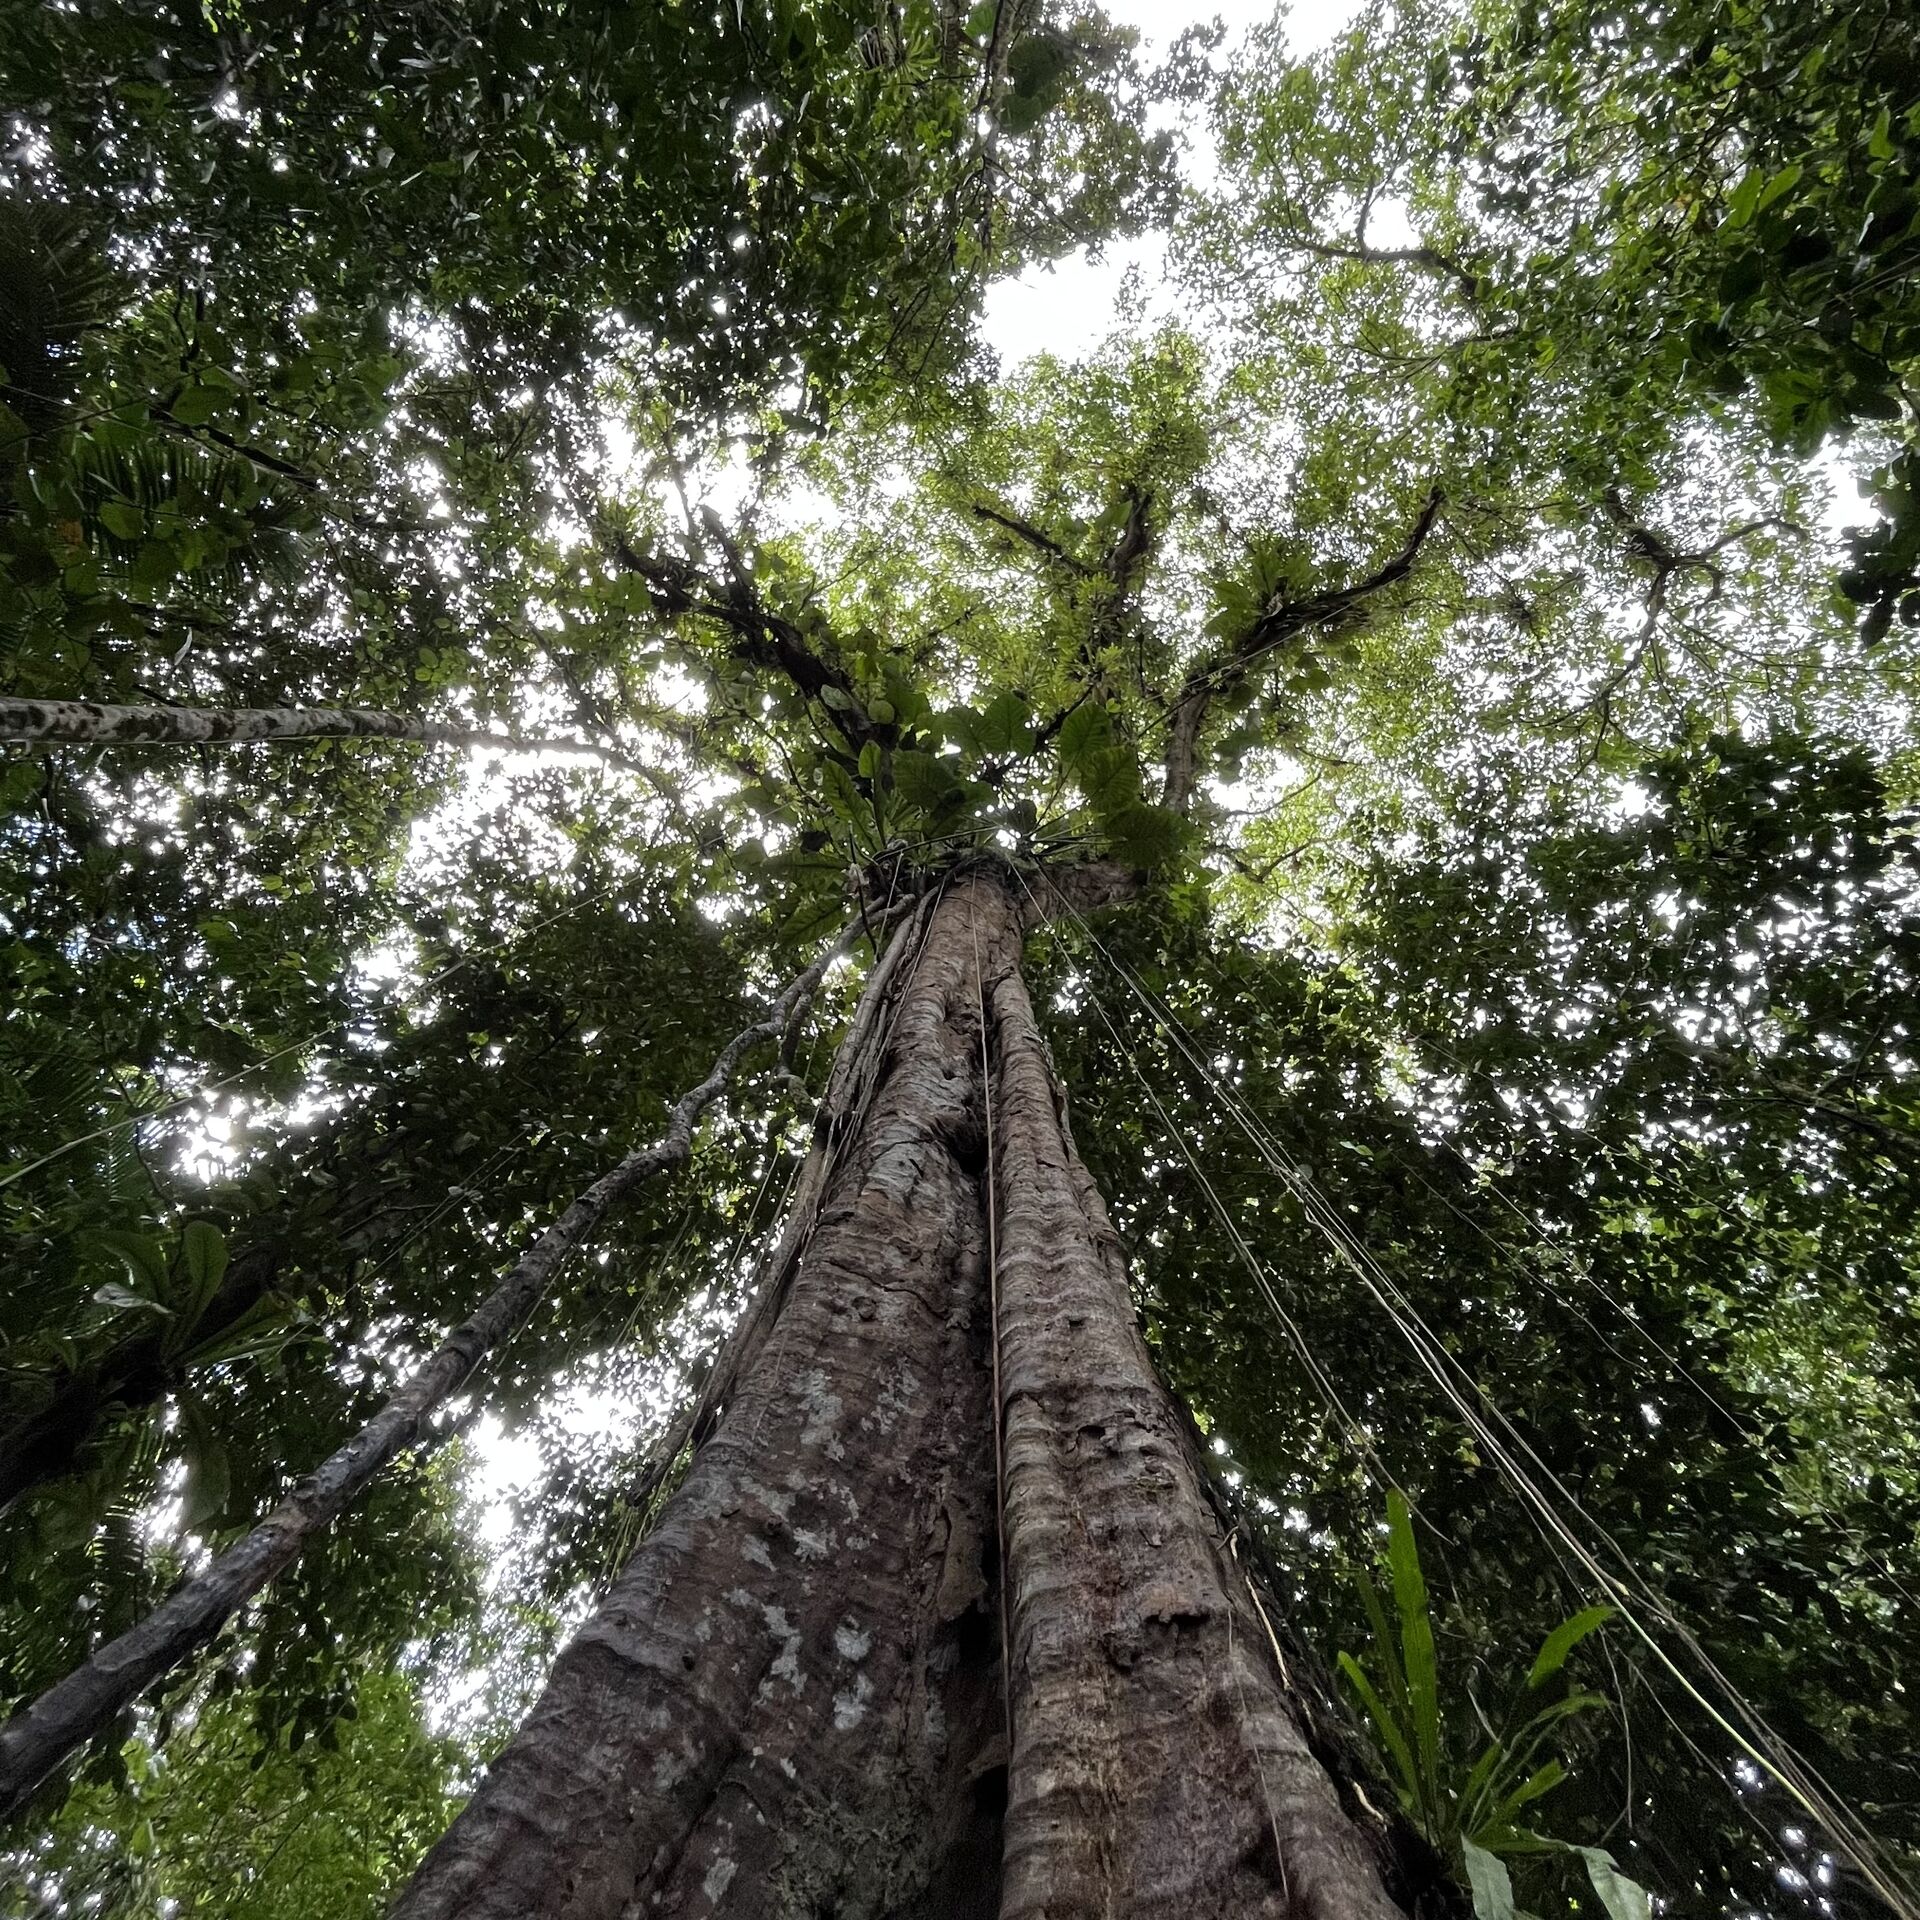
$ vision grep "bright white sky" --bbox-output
[981,0,1367,365]
[979,0,1877,531]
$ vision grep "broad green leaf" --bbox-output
[94,1230,170,1300]
[1337,1651,1422,1811]
[1755,163,1802,214]
[178,1396,232,1532]
[1105,801,1187,870]
[1507,1692,1608,1749]
[182,1293,305,1372]
[181,1220,229,1303]
[132,538,176,587]
[1526,1605,1615,1689]
[891,748,963,812]
[976,687,1032,753]
[1721,166,1765,230]
[1463,1838,1517,1920]
[1057,700,1111,768]
[1576,1848,1654,1920]
[170,382,219,426]
[1459,1737,1511,1835]
[1355,1565,1411,1717]
[1485,1760,1567,1835]
[821,759,868,835]
[1387,1490,1442,1801]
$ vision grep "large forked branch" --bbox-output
[1573,492,1802,740]
[1085,481,1158,673]
[1161,490,1442,814]
[611,520,886,760]
[1272,172,1483,304]
[983,482,1158,741]
[0,697,651,777]
[0,908,892,1820]
[1601,488,1799,614]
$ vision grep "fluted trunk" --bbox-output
[394,867,1413,1919]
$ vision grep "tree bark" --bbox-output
[395,881,1008,1919]
[985,908,1406,1919]
[393,867,1412,1919]
[0,696,641,769]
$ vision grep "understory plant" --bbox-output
[1340,1491,1654,1920]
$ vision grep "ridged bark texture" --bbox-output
[986,928,1406,1920]
[394,881,1012,1919]
[393,869,1410,1920]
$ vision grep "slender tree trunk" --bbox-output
[0,923,863,1820]
[395,868,1411,1919]
[0,696,636,768]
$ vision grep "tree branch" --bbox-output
[1284,223,1482,304]
[971,500,1093,575]
[1573,492,1803,737]
[1161,489,1442,814]
[610,530,885,756]
[0,697,656,777]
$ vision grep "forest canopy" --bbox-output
[1,0,1916,1915]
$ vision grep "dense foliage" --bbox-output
[2,0,1916,1914]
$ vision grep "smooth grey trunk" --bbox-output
[0,921,869,1821]
[393,868,1412,1919]
[0,696,639,769]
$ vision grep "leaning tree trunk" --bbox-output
[394,868,1413,1920]
[0,695,638,768]
[0,920,870,1819]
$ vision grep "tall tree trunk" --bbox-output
[395,867,1412,1919]
[985,901,1403,1917]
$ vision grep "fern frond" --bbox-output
[0,194,120,436]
